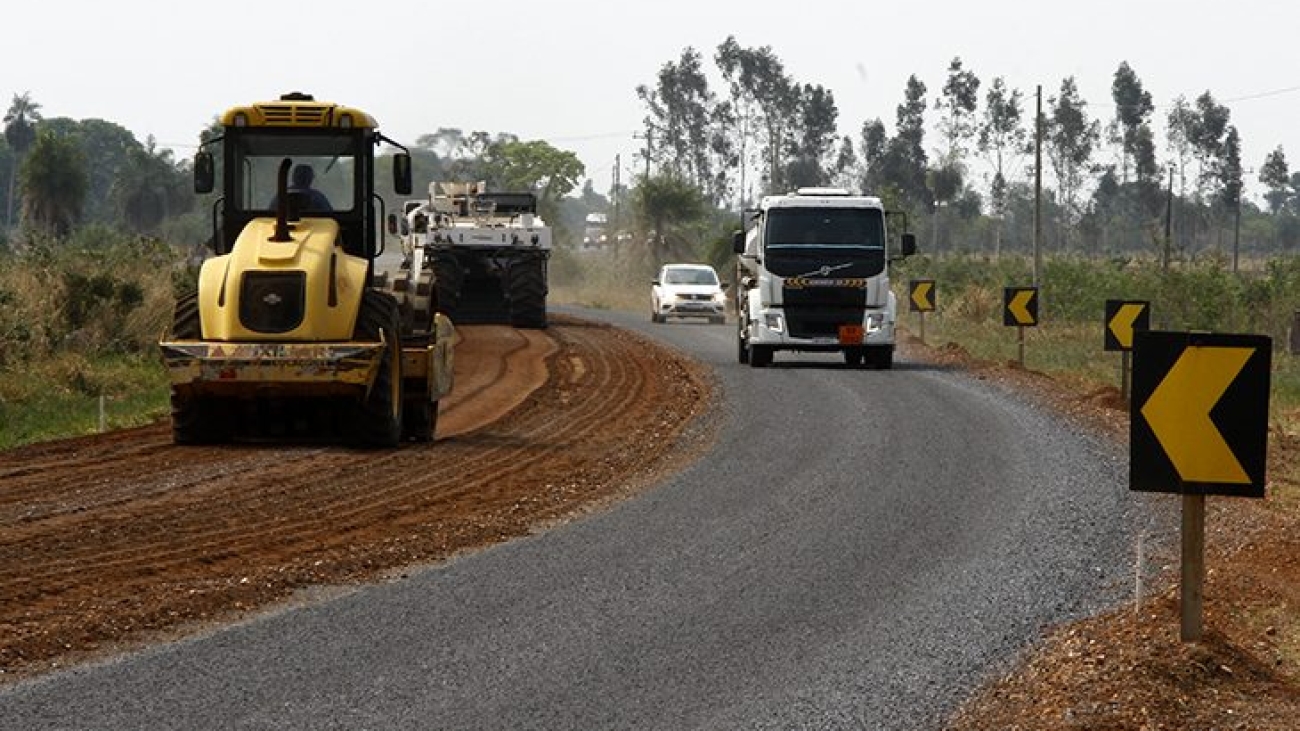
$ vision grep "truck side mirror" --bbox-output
[386,213,399,235]
[900,232,917,257]
[194,151,215,194]
[393,153,413,196]
[731,230,745,254]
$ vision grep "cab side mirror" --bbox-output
[194,151,215,194]
[731,230,745,254]
[392,153,412,196]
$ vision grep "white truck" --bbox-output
[733,187,916,368]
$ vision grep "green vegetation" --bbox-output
[0,231,181,449]
[894,252,1300,420]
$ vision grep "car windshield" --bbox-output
[663,268,718,285]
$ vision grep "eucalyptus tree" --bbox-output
[875,75,930,213]
[1045,76,1100,248]
[1166,96,1197,197]
[1109,62,1155,184]
[935,57,980,168]
[1260,146,1291,214]
[784,83,840,188]
[19,127,87,237]
[715,36,798,194]
[4,92,42,228]
[858,118,888,194]
[636,47,727,203]
[977,76,1027,254]
[1189,91,1232,197]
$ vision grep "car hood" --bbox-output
[660,284,722,296]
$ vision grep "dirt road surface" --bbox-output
[0,315,713,683]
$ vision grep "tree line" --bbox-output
[628,38,1300,261]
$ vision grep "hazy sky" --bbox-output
[8,0,1298,202]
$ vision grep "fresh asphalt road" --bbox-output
[0,307,1170,730]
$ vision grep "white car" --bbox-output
[651,263,727,324]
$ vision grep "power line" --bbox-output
[1223,85,1300,104]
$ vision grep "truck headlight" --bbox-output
[763,313,784,333]
[866,313,885,332]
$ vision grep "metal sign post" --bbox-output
[909,279,935,344]
[1004,286,1038,367]
[1104,300,1150,404]
[1181,494,1206,641]
[1130,330,1271,643]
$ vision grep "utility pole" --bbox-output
[612,154,621,237]
[1164,166,1174,272]
[1033,85,1043,287]
[633,130,652,181]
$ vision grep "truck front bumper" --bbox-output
[747,309,895,350]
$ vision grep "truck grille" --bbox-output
[240,272,306,333]
[256,103,329,126]
[783,286,866,339]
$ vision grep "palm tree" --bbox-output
[4,92,43,228]
[20,128,86,237]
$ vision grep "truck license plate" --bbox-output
[838,324,864,344]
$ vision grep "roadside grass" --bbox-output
[0,352,170,449]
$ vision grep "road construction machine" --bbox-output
[159,92,454,446]
[391,181,550,328]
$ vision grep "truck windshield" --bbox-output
[230,132,358,214]
[764,208,885,250]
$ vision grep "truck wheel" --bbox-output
[749,345,773,368]
[430,251,463,320]
[352,290,403,447]
[169,292,233,444]
[870,347,894,370]
[737,327,750,364]
[509,255,548,328]
[844,350,864,367]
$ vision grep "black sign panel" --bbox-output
[1130,331,1271,497]
[1003,286,1038,327]
[909,279,936,313]
[1104,299,1151,352]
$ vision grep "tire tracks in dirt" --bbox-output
[0,314,714,682]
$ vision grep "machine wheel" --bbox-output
[430,250,463,320]
[403,397,436,443]
[509,255,548,328]
[749,345,773,368]
[352,290,404,447]
[410,268,437,336]
[651,311,665,324]
[169,292,234,444]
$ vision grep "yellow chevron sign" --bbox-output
[1104,300,1150,351]
[1003,287,1038,326]
[1130,331,1271,497]
[909,280,935,312]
